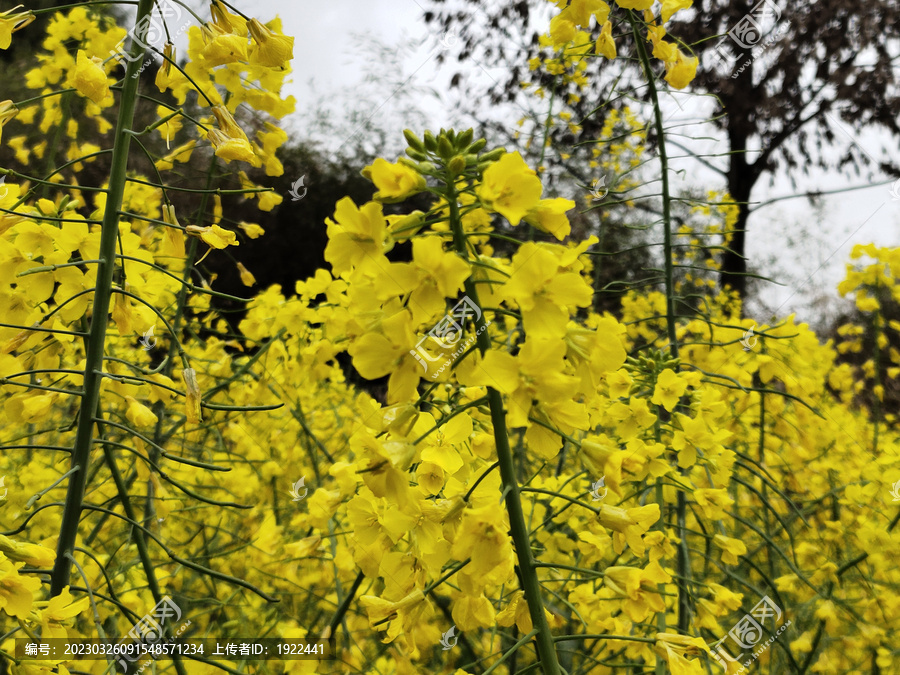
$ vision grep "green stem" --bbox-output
[324,571,364,640]
[24,466,80,509]
[757,375,778,591]
[628,10,691,634]
[654,479,666,675]
[50,0,157,596]
[872,287,884,453]
[627,15,677,356]
[482,629,540,675]
[531,75,558,242]
[445,171,562,675]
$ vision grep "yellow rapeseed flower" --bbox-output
[0,5,35,50]
[182,367,202,423]
[477,152,543,226]
[361,158,426,202]
[68,50,112,106]
[125,396,158,428]
[0,552,42,618]
[199,23,249,67]
[651,368,688,411]
[595,20,616,60]
[0,100,18,145]
[324,197,390,276]
[248,18,295,68]
[615,0,654,9]
[664,49,699,89]
[603,561,671,621]
[713,534,747,565]
[661,0,693,23]
[186,223,239,249]
[155,42,176,93]
[239,222,265,238]
[237,262,256,287]
[208,130,257,163]
[38,586,90,639]
[0,535,55,567]
[523,197,576,240]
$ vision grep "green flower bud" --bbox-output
[464,138,487,154]
[456,128,474,149]
[423,130,438,152]
[447,155,467,175]
[405,147,428,161]
[479,147,506,163]
[437,136,454,160]
[403,129,426,153]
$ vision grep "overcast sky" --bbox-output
[227,1,899,326]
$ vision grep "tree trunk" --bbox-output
[720,130,755,303]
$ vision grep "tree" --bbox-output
[423,0,900,300]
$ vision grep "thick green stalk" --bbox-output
[50,0,157,595]
[628,11,691,634]
[445,174,562,675]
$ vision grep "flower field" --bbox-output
[0,2,898,675]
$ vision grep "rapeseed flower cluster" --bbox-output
[0,2,898,675]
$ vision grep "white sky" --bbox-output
[232,1,900,326]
